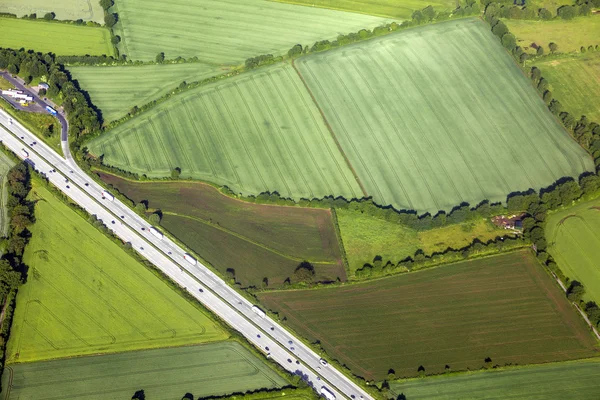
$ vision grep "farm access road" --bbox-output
[0,109,371,400]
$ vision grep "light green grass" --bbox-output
[545,196,600,304]
[69,63,223,123]
[88,63,363,201]
[0,151,15,238]
[111,0,393,62]
[1,342,288,399]
[390,359,600,400]
[0,77,14,90]
[0,0,104,23]
[507,16,600,54]
[337,209,514,273]
[5,180,229,363]
[268,0,456,19]
[536,52,600,121]
[0,17,114,56]
[296,18,593,214]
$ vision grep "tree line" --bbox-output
[0,47,101,139]
[483,0,598,20]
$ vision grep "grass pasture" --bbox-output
[98,172,346,287]
[390,359,600,400]
[0,17,113,56]
[336,208,515,273]
[1,342,287,400]
[69,63,223,123]
[546,196,600,304]
[268,0,457,19]
[296,18,594,214]
[88,63,362,201]
[537,52,600,122]
[507,16,600,54]
[0,0,104,23]
[0,151,15,238]
[112,0,392,63]
[258,250,597,380]
[6,181,228,363]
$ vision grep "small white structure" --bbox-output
[101,190,114,201]
[149,227,163,239]
[184,253,197,265]
[252,305,266,318]
[320,387,336,400]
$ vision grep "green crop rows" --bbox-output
[0,17,114,56]
[0,0,104,23]
[69,63,223,123]
[258,250,597,380]
[296,18,593,213]
[1,342,287,399]
[6,181,228,363]
[88,64,363,201]
[390,359,600,400]
[111,0,392,62]
[546,196,600,304]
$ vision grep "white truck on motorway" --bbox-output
[102,190,114,201]
[184,253,197,265]
[21,149,28,158]
[252,305,266,318]
[320,387,336,400]
[149,227,163,239]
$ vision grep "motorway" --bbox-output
[0,109,374,400]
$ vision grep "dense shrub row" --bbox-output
[482,0,598,20]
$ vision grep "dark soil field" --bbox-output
[98,172,346,287]
[258,250,598,380]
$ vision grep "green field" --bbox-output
[70,63,223,123]
[390,359,600,400]
[0,17,114,56]
[268,0,457,19]
[546,196,600,304]
[508,16,600,54]
[536,52,600,122]
[6,181,228,363]
[111,0,392,62]
[296,18,593,214]
[1,342,287,400]
[98,172,346,287]
[0,151,15,238]
[0,0,104,23]
[336,209,515,273]
[258,250,597,380]
[88,63,363,201]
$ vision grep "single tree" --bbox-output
[171,167,181,179]
[104,12,117,28]
[43,12,55,20]
[156,52,165,63]
[149,212,161,225]
[549,42,558,53]
[567,281,585,302]
[536,46,544,56]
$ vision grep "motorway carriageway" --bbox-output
[0,110,373,400]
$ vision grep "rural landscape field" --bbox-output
[1,0,600,397]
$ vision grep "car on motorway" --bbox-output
[320,358,328,367]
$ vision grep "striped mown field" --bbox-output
[0,17,114,56]
[0,0,105,23]
[1,342,287,399]
[390,359,600,400]
[88,64,363,201]
[536,52,600,122]
[258,250,597,380]
[111,0,393,62]
[69,63,223,123]
[296,18,594,213]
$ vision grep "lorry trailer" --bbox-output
[184,254,197,265]
[102,190,114,201]
[252,305,266,318]
[320,387,336,400]
[149,227,163,239]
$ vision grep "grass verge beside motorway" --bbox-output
[97,172,346,287]
[336,208,514,273]
[0,17,114,56]
[545,196,600,304]
[1,342,288,399]
[5,179,229,363]
[507,15,600,54]
[535,52,600,122]
[88,63,363,202]
[69,63,223,123]
[0,151,14,238]
[296,18,593,214]
[258,250,598,380]
[390,358,600,400]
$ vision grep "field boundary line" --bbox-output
[163,108,197,174]
[291,60,368,198]
[164,211,337,264]
[251,71,314,198]
[2,366,13,400]
[198,96,243,187]
[180,100,219,178]
[232,80,293,197]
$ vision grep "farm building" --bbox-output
[491,214,525,230]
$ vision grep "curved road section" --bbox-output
[0,110,373,400]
